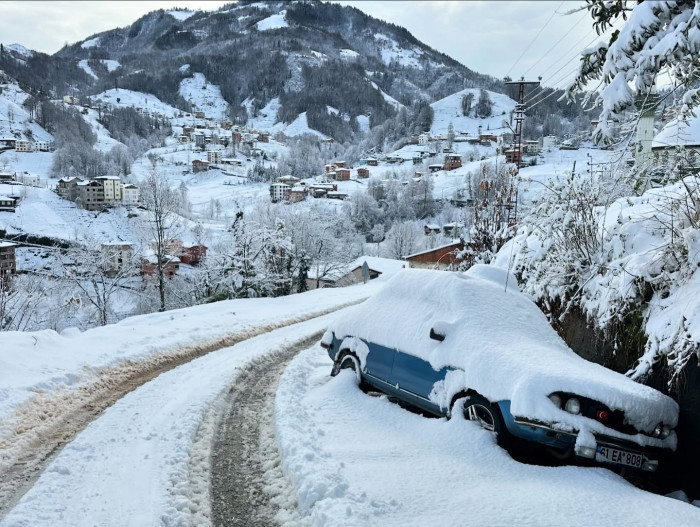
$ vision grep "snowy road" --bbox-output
[1,282,699,525]
[0,317,335,526]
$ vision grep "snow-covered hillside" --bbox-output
[430,88,517,137]
[179,73,229,120]
[246,97,327,138]
[0,183,138,243]
[0,76,53,143]
[93,88,182,118]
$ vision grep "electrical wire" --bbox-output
[505,1,565,78]
[522,10,590,77]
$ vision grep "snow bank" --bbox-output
[325,266,678,444]
[0,283,380,427]
[275,344,700,526]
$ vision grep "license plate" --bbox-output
[595,446,645,468]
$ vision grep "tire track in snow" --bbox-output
[0,304,358,517]
[209,334,321,527]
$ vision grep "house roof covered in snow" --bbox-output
[652,115,700,149]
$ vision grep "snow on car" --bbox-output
[321,265,679,472]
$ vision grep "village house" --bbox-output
[505,149,522,165]
[33,141,52,152]
[0,195,18,213]
[207,150,222,164]
[405,241,468,270]
[142,254,180,279]
[308,183,337,196]
[76,180,105,211]
[179,244,208,265]
[14,172,39,186]
[178,135,191,144]
[542,135,558,150]
[194,132,206,149]
[95,176,122,204]
[192,159,210,173]
[14,140,32,152]
[367,158,379,166]
[57,176,84,201]
[418,132,431,145]
[523,140,540,155]
[0,137,17,149]
[62,95,79,105]
[221,158,242,166]
[429,164,443,173]
[306,256,407,290]
[334,168,351,181]
[276,175,300,186]
[0,172,14,183]
[194,111,205,119]
[357,168,370,178]
[122,184,139,206]
[332,160,347,168]
[423,224,441,235]
[101,243,132,277]
[0,241,17,281]
[270,182,291,203]
[327,191,349,200]
[287,186,308,203]
[651,115,700,171]
[258,132,270,143]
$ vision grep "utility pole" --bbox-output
[504,79,539,228]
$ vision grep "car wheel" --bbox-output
[333,353,363,386]
[461,395,511,447]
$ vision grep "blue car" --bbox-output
[321,265,679,473]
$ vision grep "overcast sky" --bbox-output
[0,1,613,89]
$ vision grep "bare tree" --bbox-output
[57,239,139,326]
[384,221,418,260]
[0,274,46,331]
[140,171,184,311]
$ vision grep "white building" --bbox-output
[542,136,557,150]
[418,132,431,145]
[95,176,122,203]
[122,184,139,206]
[34,141,52,152]
[207,150,222,164]
[14,172,39,186]
[269,182,291,203]
[15,140,32,152]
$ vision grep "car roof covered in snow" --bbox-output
[326,265,678,438]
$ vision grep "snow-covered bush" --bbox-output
[499,175,700,385]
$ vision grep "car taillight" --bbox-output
[596,410,609,421]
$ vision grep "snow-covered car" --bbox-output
[321,265,679,472]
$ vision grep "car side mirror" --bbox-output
[429,327,445,342]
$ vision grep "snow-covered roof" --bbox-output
[308,256,407,281]
[652,115,700,148]
[0,241,16,248]
[405,241,462,259]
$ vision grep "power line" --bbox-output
[505,1,565,78]
[522,10,590,77]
